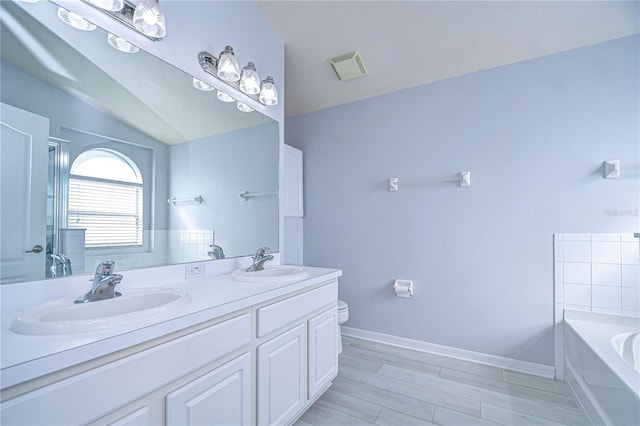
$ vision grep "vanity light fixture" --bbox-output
[192,78,214,91]
[107,33,139,53]
[57,7,97,31]
[217,90,235,103]
[237,102,254,113]
[81,0,166,40]
[239,62,260,95]
[217,46,241,82]
[259,76,278,105]
[133,0,166,39]
[198,50,279,107]
[86,0,124,12]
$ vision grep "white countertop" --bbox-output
[1,265,341,388]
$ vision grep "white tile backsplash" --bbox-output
[622,242,640,265]
[622,265,640,288]
[564,262,591,284]
[591,286,622,310]
[555,234,639,378]
[590,234,621,242]
[564,284,591,306]
[622,288,640,312]
[563,234,591,241]
[554,233,639,319]
[591,241,621,264]
[591,263,621,286]
[563,240,591,262]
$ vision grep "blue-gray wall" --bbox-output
[168,122,279,258]
[286,35,640,366]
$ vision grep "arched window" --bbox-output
[68,149,143,248]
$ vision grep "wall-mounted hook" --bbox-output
[603,160,620,179]
[389,177,398,191]
[460,171,471,187]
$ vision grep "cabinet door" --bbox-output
[166,353,251,426]
[107,407,152,426]
[284,145,303,217]
[308,307,339,399]
[257,324,306,425]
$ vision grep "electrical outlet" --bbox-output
[185,262,206,280]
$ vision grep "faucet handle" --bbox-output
[95,260,115,275]
[254,247,269,259]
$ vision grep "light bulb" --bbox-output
[86,0,124,12]
[133,0,166,38]
[57,7,97,31]
[259,76,278,106]
[239,62,260,95]
[217,46,240,82]
[192,78,214,91]
[107,33,139,53]
[237,102,254,113]
[217,90,235,103]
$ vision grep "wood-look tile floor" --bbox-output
[295,336,589,426]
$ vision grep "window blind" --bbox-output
[68,176,143,248]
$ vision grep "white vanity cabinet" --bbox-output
[1,272,341,426]
[166,353,252,425]
[1,313,252,425]
[257,323,306,425]
[307,307,339,400]
[255,280,339,425]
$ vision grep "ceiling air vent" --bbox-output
[328,51,367,81]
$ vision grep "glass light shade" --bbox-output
[192,78,214,91]
[236,102,254,113]
[86,0,124,12]
[259,76,278,105]
[217,90,235,103]
[133,0,166,38]
[239,62,260,95]
[217,46,240,82]
[107,33,139,53]
[57,7,97,31]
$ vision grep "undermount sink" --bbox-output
[11,287,191,335]
[231,265,308,283]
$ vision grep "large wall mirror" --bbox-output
[0,0,279,285]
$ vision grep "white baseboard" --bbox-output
[341,326,556,379]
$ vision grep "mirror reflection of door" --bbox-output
[0,102,49,283]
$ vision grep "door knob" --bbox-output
[26,245,43,253]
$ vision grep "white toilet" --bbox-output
[337,299,349,354]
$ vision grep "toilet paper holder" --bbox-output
[394,279,413,298]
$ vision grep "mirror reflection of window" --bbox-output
[68,148,143,248]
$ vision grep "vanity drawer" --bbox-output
[1,313,251,425]
[257,281,338,337]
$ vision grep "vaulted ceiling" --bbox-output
[257,1,640,117]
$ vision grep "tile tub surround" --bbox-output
[295,336,589,426]
[554,233,640,379]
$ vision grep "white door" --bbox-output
[166,353,251,426]
[308,307,339,399]
[0,103,49,283]
[257,324,306,426]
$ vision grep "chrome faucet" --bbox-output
[75,260,123,303]
[50,253,72,278]
[208,244,225,260]
[246,247,274,272]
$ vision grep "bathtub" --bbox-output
[564,310,640,425]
